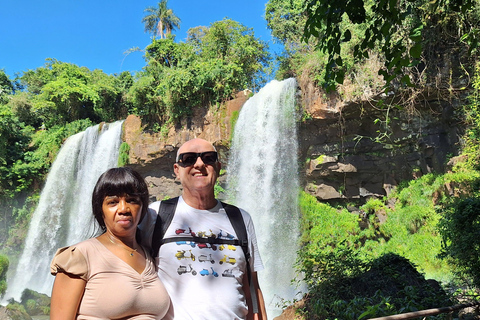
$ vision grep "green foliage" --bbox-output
[0,254,9,297]
[296,166,480,318]
[266,0,479,94]
[298,192,365,285]
[229,110,240,142]
[302,0,479,90]
[0,69,14,104]
[0,117,92,253]
[301,252,451,320]
[18,59,127,129]
[266,0,308,48]
[17,119,94,190]
[118,142,130,167]
[462,61,480,170]
[20,288,51,316]
[6,301,27,313]
[214,182,225,199]
[439,196,480,288]
[0,105,34,198]
[435,62,480,288]
[132,19,270,127]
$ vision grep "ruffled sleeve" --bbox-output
[50,246,88,281]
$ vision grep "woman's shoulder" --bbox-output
[50,239,96,280]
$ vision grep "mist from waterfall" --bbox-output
[226,78,302,318]
[4,121,124,302]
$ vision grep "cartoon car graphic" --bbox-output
[177,264,197,276]
[219,255,236,265]
[199,254,215,264]
[219,244,237,251]
[175,250,196,261]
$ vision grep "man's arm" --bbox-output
[244,271,268,320]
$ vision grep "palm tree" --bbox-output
[142,0,181,39]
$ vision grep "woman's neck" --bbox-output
[105,229,137,249]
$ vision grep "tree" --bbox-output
[142,0,181,39]
[0,104,34,198]
[0,70,14,104]
[302,0,479,90]
[16,60,128,128]
[194,19,270,90]
[265,0,308,50]
[439,196,480,288]
[131,18,270,126]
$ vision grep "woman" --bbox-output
[50,167,170,320]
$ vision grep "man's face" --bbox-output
[174,139,221,196]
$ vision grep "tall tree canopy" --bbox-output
[15,59,130,128]
[302,0,480,89]
[132,18,270,126]
[142,0,181,39]
[266,0,479,91]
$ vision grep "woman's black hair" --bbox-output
[92,167,149,232]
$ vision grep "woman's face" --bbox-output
[102,194,143,236]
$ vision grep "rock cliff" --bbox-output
[124,79,465,204]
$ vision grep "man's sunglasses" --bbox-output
[176,151,218,167]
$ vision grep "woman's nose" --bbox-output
[118,199,129,212]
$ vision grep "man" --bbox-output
[140,138,267,320]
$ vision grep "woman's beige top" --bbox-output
[51,238,170,320]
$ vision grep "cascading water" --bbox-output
[4,120,124,302]
[226,78,303,318]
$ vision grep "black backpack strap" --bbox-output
[221,202,259,315]
[221,202,249,258]
[151,197,179,258]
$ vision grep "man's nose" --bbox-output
[193,155,205,167]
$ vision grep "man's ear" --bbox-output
[173,163,179,177]
[216,162,222,175]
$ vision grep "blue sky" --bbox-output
[0,0,279,78]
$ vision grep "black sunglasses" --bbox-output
[176,151,218,167]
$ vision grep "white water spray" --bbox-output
[227,78,302,318]
[4,121,124,302]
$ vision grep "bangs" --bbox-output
[101,177,145,198]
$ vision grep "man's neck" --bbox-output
[182,192,217,210]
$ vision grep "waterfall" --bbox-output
[226,78,303,318]
[4,120,124,302]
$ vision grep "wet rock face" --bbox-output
[299,91,463,202]
[124,82,464,203]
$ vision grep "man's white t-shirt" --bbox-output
[140,196,264,320]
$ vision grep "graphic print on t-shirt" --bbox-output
[171,226,244,279]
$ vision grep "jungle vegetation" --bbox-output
[265,0,480,318]
[1,0,480,319]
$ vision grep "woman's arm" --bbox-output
[50,272,86,320]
